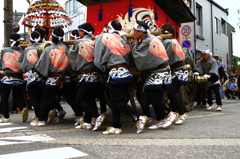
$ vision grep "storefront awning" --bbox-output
[77,0,116,6]
[154,0,196,25]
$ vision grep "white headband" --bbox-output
[79,28,93,37]
[134,23,148,33]
[10,38,24,47]
[107,21,124,36]
[70,34,80,40]
[202,49,211,54]
[30,32,41,43]
[108,21,114,30]
[52,31,63,40]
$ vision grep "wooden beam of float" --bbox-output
[63,33,173,45]
[20,33,172,49]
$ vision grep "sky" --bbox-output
[0,0,240,56]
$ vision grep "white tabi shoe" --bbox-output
[148,120,165,129]
[21,108,28,122]
[0,118,11,123]
[74,116,84,126]
[93,115,106,131]
[206,105,214,110]
[102,127,122,135]
[161,112,179,129]
[175,113,188,125]
[52,117,60,123]
[75,122,92,130]
[35,121,46,127]
[135,115,147,134]
[216,105,222,111]
[91,117,96,125]
[30,117,39,126]
[47,109,57,123]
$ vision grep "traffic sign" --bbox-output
[183,36,190,40]
[181,25,191,36]
[182,40,192,49]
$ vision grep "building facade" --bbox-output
[180,0,235,71]
[61,0,87,40]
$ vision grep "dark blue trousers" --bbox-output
[207,85,222,106]
[167,77,185,115]
[1,86,26,118]
[146,85,170,120]
[108,81,140,128]
[28,85,42,118]
[40,83,83,121]
[76,81,99,123]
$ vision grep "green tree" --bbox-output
[233,55,240,69]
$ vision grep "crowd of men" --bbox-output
[194,53,240,109]
[223,68,240,100]
[0,20,223,134]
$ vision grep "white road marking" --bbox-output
[0,123,14,126]
[0,140,30,146]
[0,127,31,133]
[0,134,55,146]
[0,134,55,142]
[0,147,88,159]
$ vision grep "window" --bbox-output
[221,18,226,34]
[196,3,202,36]
[69,0,73,14]
[65,0,77,14]
[65,32,70,41]
[65,1,69,13]
[73,0,78,12]
[215,17,219,34]
[196,3,202,26]
[79,13,86,24]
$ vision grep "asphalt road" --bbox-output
[0,99,240,159]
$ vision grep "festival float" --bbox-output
[21,0,73,37]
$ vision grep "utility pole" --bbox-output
[238,9,240,30]
[3,0,13,47]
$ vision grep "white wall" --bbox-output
[62,0,87,40]
[180,0,230,66]
[212,2,229,67]
[195,0,213,52]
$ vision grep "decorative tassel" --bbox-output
[128,0,133,21]
[98,4,103,21]
[154,12,158,20]
[166,15,169,23]
[176,28,179,38]
[154,5,158,20]
[128,8,132,17]
[98,12,103,21]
